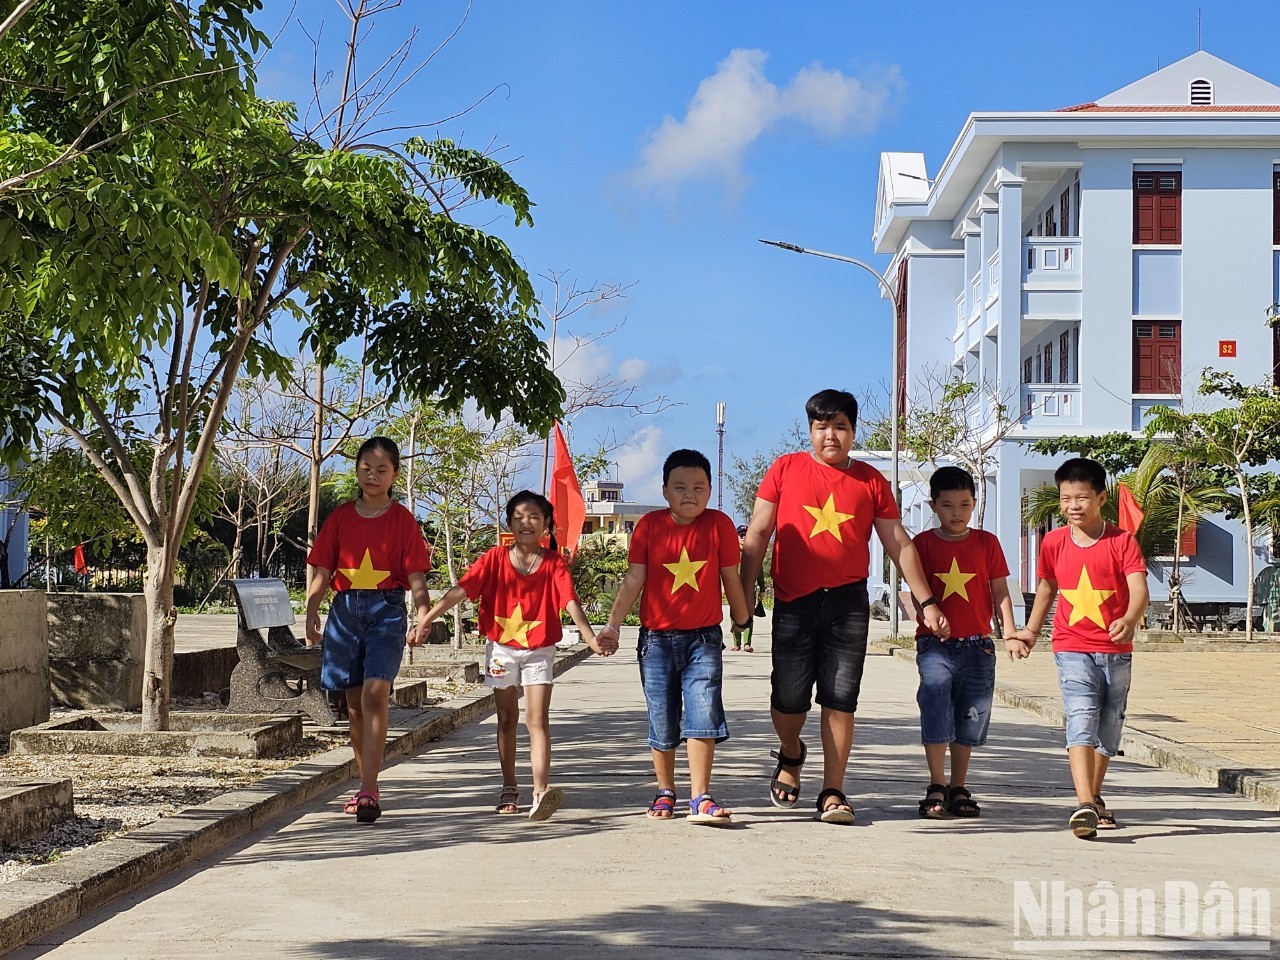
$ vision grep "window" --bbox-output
[1060,189,1071,237]
[1273,171,1280,245]
[1134,171,1181,244]
[1023,357,1033,384]
[1044,204,1057,238]
[1043,342,1054,384]
[1133,321,1181,394]
[1179,521,1198,557]
[1059,331,1070,382]
[1036,214,1043,237]
[1035,352,1042,382]
[1189,78,1213,105]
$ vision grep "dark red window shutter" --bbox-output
[1178,521,1198,557]
[1134,171,1181,245]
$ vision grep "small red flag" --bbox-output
[1117,483,1144,535]
[549,422,586,557]
[73,544,89,575]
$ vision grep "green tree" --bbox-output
[0,2,562,728]
[1145,372,1280,640]
[1030,433,1151,475]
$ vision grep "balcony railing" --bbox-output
[1020,382,1082,428]
[1022,237,1082,287]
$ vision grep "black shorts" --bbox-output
[770,580,870,715]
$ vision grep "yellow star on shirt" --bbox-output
[804,494,854,542]
[934,558,977,601]
[494,604,542,648]
[339,549,391,589]
[663,547,708,593]
[1060,566,1115,629]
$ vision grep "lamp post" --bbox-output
[759,238,904,638]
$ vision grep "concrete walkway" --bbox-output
[15,619,1280,959]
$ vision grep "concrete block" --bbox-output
[0,589,49,735]
[0,780,74,847]
[46,592,147,710]
[397,660,480,683]
[172,646,238,697]
[391,678,434,707]
[49,658,144,710]
[0,880,79,955]
[9,713,302,759]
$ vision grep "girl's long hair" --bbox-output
[354,436,400,499]
[505,490,559,553]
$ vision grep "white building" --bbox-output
[874,51,1280,606]
[580,478,665,548]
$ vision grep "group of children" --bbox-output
[305,390,1146,839]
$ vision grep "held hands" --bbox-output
[592,624,620,657]
[406,614,435,647]
[1005,636,1033,660]
[921,605,950,640]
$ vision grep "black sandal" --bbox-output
[815,787,855,825]
[947,785,980,818]
[919,783,948,819]
[768,740,807,808]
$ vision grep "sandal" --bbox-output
[688,793,733,827]
[743,644,754,653]
[344,794,360,815]
[918,783,948,819]
[1069,802,1099,838]
[647,788,676,819]
[353,790,380,824]
[496,785,520,815]
[528,786,564,822]
[1094,794,1118,829]
[947,785,981,818]
[768,740,807,808]
[815,787,855,825]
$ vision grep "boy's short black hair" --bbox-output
[805,389,859,428]
[1054,457,1107,493]
[662,449,712,486]
[929,465,976,500]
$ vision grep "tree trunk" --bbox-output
[441,507,461,650]
[140,542,178,731]
[307,361,324,554]
[1239,469,1255,643]
[1171,490,1185,634]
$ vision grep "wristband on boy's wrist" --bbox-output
[919,596,940,609]
[732,616,753,630]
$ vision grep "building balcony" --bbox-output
[1021,238,1082,319]
[1020,382,1081,428]
[1133,396,1180,431]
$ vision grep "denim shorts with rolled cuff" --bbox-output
[770,580,869,715]
[915,634,996,746]
[637,625,728,751]
[320,589,407,690]
[1054,651,1133,757]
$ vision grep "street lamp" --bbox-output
[759,238,904,638]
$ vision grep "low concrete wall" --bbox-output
[47,593,146,710]
[172,647,238,698]
[0,590,50,734]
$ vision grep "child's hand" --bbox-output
[586,630,616,657]
[407,616,434,647]
[1108,617,1136,645]
[1005,636,1032,660]
[1013,627,1038,645]
[923,606,950,639]
[305,613,323,646]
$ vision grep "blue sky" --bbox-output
[258,1,1280,517]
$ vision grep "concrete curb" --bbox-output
[877,643,1280,813]
[0,645,594,955]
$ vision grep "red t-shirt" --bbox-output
[756,452,900,602]
[457,546,579,650]
[307,501,432,591]
[628,508,740,631]
[912,529,1009,639]
[1037,524,1146,653]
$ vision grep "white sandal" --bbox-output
[528,786,564,821]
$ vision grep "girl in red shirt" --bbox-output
[415,491,615,820]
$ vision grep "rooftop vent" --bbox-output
[1189,78,1213,105]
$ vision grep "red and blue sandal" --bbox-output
[688,792,733,827]
[353,790,381,824]
[647,788,677,819]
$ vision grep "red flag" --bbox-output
[1117,483,1144,535]
[73,544,89,575]
[550,422,586,557]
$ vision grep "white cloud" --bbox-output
[632,49,902,196]
[618,358,649,381]
[613,425,666,501]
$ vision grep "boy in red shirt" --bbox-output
[1016,458,1148,838]
[912,466,1024,821]
[740,389,944,824]
[598,449,751,826]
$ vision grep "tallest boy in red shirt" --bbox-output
[740,389,945,823]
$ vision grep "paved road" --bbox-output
[22,622,1280,959]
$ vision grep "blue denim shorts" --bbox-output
[1054,652,1133,756]
[637,626,728,751]
[916,635,996,747]
[770,581,870,715]
[321,589,407,690]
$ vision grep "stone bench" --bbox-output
[226,579,336,726]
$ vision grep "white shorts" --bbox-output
[484,641,556,689]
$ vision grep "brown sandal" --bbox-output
[495,785,520,815]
